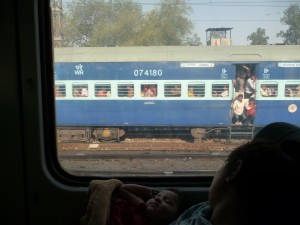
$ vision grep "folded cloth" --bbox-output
[80,179,123,225]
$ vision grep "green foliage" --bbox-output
[247,28,269,45]
[277,4,300,45]
[61,0,196,47]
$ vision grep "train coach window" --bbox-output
[285,84,300,97]
[141,84,157,97]
[212,84,229,97]
[260,83,278,97]
[95,84,111,97]
[165,84,181,97]
[55,84,65,97]
[188,83,205,97]
[118,84,134,97]
[72,84,89,97]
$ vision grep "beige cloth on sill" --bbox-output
[80,179,123,225]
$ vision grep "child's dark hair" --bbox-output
[166,188,186,216]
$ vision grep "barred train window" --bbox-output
[212,83,229,97]
[55,84,66,97]
[165,84,181,97]
[285,84,300,97]
[118,84,134,97]
[260,83,278,97]
[95,84,111,97]
[188,83,205,97]
[72,84,88,97]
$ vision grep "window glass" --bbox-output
[95,84,111,97]
[260,83,278,97]
[118,84,134,97]
[51,1,300,178]
[165,84,181,97]
[73,84,88,97]
[212,83,229,97]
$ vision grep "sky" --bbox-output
[62,0,299,45]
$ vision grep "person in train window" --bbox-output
[232,94,246,125]
[55,85,63,97]
[81,87,88,97]
[73,87,81,97]
[97,87,107,97]
[108,184,184,225]
[170,138,300,225]
[141,85,148,97]
[171,85,181,96]
[188,87,195,97]
[220,85,229,97]
[244,97,256,125]
[244,73,256,99]
[295,85,300,97]
[127,86,134,97]
[149,85,157,97]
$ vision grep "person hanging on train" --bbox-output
[233,73,244,97]
[244,97,256,125]
[169,139,300,225]
[244,73,256,99]
[108,184,185,225]
[231,94,246,125]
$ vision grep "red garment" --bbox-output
[246,102,255,116]
[109,200,150,225]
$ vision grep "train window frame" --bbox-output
[211,83,230,98]
[164,83,182,97]
[55,84,66,98]
[118,83,134,98]
[188,83,205,98]
[95,83,111,98]
[72,83,89,98]
[260,83,278,97]
[285,83,300,97]
[140,84,157,97]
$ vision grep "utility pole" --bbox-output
[51,0,63,47]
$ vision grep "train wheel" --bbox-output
[93,128,125,142]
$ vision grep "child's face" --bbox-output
[146,190,180,224]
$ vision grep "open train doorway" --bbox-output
[233,64,258,100]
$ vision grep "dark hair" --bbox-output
[224,140,299,225]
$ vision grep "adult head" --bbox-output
[237,93,243,102]
[209,140,299,225]
[254,122,300,143]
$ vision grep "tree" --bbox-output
[61,0,195,47]
[247,28,269,45]
[62,0,143,47]
[277,4,300,45]
[183,33,202,46]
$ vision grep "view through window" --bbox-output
[52,0,300,177]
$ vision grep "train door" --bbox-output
[232,64,258,125]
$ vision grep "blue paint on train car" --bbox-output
[255,100,300,126]
[55,100,232,127]
[55,62,235,80]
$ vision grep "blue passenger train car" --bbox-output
[54,46,300,141]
